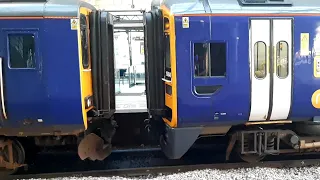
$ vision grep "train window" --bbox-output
[164,33,171,80]
[254,41,267,79]
[194,42,226,77]
[80,14,89,69]
[194,43,209,76]
[210,42,227,76]
[276,41,289,78]
[8,34,35,69]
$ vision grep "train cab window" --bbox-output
[194,42,226,77]
[164,33,171,80]
[254,41,267,79]
[80,14,89,69]
[276,41,289,78]
[8,34,36,69]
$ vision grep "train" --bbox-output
[1,0,320,174]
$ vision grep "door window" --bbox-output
[254,41,267,79]
[276,41,289,78]
[8,34,35,69]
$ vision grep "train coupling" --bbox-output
[78,133,112,161]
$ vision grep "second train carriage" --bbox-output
[144,0,320,161]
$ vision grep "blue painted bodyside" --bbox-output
[0,19,83,128]
[290,16,320,120]
[174,15,320,127]
[174,16,250,127]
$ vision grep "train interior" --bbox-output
[111,10,147,114]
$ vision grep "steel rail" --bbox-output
[9,158,320,180]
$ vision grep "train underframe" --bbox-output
[1,117,320,174]
[159,120,320,163]
[226,127,320,163]
[0,116,118,175]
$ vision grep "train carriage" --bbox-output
[0,0,116,174]
[144,0,320,161]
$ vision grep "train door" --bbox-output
[249,19,292,121]
[89,10,116,117]
[0,21,43,122]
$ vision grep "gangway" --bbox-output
[108,10,147,113]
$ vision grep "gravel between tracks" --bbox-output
[19,166,320,180]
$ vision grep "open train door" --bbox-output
[143,9,166,117]
[89,10,116,118]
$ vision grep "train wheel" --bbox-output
[0,138,26,175]
[238,153,265,163]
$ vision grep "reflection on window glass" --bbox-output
[80,14,89,69]
[194,85,221,94]
[194,43,210,76]
[276,41,289,78]
[9,34,35,68]
[194,42,226,77]
[254,41,267,79]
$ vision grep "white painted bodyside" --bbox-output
[249,19,270,121]
[269,19,292,120]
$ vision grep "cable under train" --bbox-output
[0,0,320,174]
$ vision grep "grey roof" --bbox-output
[0,0,95,17]
[161,0,320,14]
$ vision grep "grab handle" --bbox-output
[0,57,7,119]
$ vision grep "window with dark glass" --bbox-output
[254,41,267,79]
[194,85,221,94]
[8,34,36,69]
[80,14,89,69]
[164,33,171,80]
[164,34,171,69]
[194,42,226,77]
[193,42,226,94]
[276,41,289,78]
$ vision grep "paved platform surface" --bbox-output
[115,83,147,113]
[115,95,147,113]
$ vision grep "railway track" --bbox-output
[7,155,320,180]
[2,143,320,179]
